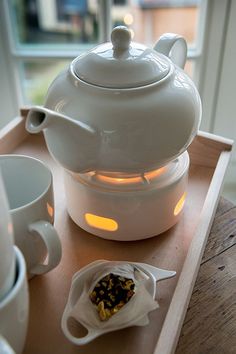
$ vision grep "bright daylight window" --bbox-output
[4,0,203,108]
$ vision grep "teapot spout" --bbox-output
[25,106,100,173]
[25,106,52,133]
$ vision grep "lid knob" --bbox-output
[111,26,131,51]
[73,25,170,88]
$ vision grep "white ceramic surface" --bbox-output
[0,173,15,302]
[0,335,15,354]
[61,260,176,345]
[63,151,189,240]
[0,155,62,278]
[0,247,29,354]
[25,26,201,174]
[73,26,170,88]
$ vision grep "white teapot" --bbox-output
[26,26,201,174]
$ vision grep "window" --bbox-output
[0,0,231,132]
[1,0,205,124]
[1,0,235,201]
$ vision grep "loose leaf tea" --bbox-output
[89,273,135,321]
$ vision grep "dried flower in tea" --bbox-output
[89,273,135,321]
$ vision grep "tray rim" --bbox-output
[154,149,232,354]
[0,112,234,354]
[154,131,233,354]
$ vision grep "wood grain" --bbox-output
[176,198,236,353]
[202,205,236,263]
[154,152,232,354]
[188,132,233,168]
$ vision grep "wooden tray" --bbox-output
[0,111,233,354]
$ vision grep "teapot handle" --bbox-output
[153,33,187,69]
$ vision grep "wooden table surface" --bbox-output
[176,197,236,354]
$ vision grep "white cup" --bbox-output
[0,246,29,354]
[0,173,15,302]
[0,154,62,278]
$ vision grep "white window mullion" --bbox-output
[11,47,93,60]
[213,0,236,154]
[0,0,23,125]
[98,0,112,42]
[191,0,208,88]
[197,0,230,132]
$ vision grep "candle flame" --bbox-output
[174,192,186,216]
[47,203,54,218]
[94,167,166,185]
[85,213,118,231]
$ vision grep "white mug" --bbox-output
[0,173,15,301]
[0,247,29,354]
[0,154,62,278]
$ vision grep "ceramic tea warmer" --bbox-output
[26,26,201,240]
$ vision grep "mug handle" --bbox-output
[153,33,187,69]
[28,220,62,275]
[0,335,15,354]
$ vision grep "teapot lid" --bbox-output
[72,26,170,89]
